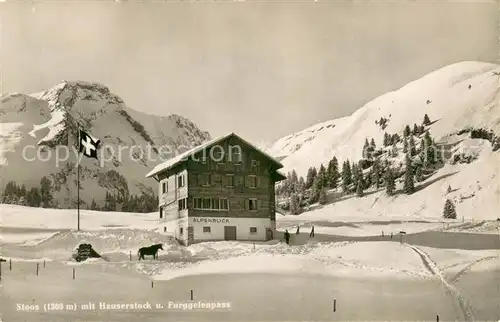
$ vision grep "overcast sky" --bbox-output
[1,1,498,145]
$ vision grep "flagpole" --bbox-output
[77,127,80,231]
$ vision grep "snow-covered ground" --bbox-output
[151,241,430,281]
[0,203,159,230]
[1,204,498,322]
[0,231,58,245]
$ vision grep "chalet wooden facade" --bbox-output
[145,133,286,245]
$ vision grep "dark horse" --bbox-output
[137,243,163,261]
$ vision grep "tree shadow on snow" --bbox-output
[415,171,459,193]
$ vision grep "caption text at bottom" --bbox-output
[17,301,232,312]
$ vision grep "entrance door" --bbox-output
[266,228,273,241]
[224,226,237,240]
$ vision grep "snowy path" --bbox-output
[449,255,500,284]
[406,244,475,322]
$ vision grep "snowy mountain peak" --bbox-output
[1,81,211,209]
[268,61,500,177]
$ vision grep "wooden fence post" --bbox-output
[10,259,12,271]
[0,260,2,281]
[73,268,75,279]
[436,314,439,322]
[130,251,132,261]
[43,260,45,268]
[151,281,154,288]
[333,299,336,312]
[190,290,193,300]
[36,263,39,276]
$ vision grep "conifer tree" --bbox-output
[310,175,324,204]
[297,176,306,194]
[383,132,391,147]
[409,136,417,156]
[391,142,398,157]
[305,167,317,189]
[412,124,419,136]
[290,193,301,215]
[341,160,352,193]
[423,114,431,126]
[318,188,328,205]
[385,168,395,196]
[290,170,299,193]
[403,154,415,194]
[415,164,424,182]
[27,187,41,207]
[372,159,381,188]
[356,177,364,197]
[327,157,339,189]
[423,131,436,166]
[370,138,376,149]
[404,125,411,137]
[363,138,370,158]
[317,164,327,188]
[40,176,53,208]
[352,163,359,191]
[403,137,409,153]
[443,199,457,219]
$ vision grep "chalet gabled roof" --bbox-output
[145,133,284,178]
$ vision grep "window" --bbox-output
[193,197,229,211]
[180,227,184,235]
[202,198,211,209]
[228,145,242,163]
[193,197,203,209]
[220,198,229,210]
[247,175,258,188]
[203,227,211,233]
[251,160,260,173]
[178,198,187,210]
[225,174,234,187]
[211,198,220,210]
[248,198,258,211]
[162,182,168,193]
[199,173,209,186]
[159,207,163,219]
[178,175,185,188]
[250,227,257,233]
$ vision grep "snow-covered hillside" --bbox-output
[269,61,500,177]
[0,81,211,208]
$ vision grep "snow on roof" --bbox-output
[145,133,284,178]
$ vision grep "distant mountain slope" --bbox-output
[269,61,500,177]
[269,61,500,221]
[0,81,211,209]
